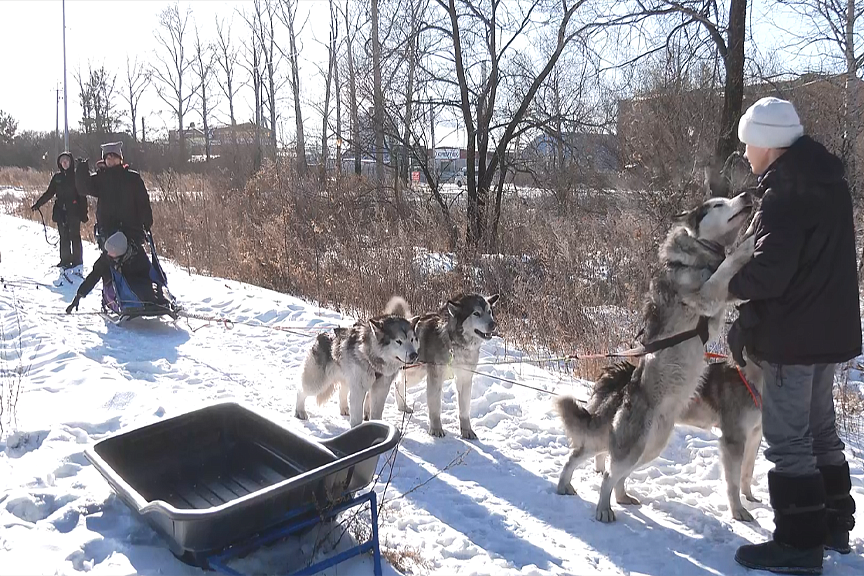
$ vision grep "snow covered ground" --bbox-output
[2,212,864,576]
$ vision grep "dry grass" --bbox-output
[140,163,672,379]
[0,167,52,191]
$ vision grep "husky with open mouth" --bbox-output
[399,293,499,439]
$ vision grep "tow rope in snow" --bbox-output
[36,207,60,247]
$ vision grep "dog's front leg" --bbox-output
[683,235,755,314]
[427,365,446,437]
[454,365,477,440]
[368,374,393,421]
[339,384,350,417]
[395,371,413,414]
[348,382,368,428]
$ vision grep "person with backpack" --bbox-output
[31,152,88,275]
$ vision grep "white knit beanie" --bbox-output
[737,97,804,149]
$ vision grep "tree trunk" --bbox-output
[321,15,336,182]
[710,0,747,197]
[345,6,363,176]
[203,79,210,162]
[286,2,307,175]
[372,0,385,182]
[335,34,342,178]
[843,0,859,198]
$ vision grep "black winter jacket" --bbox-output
[728,135,862,365]
[33,153,88,224]
[75,160,153,244]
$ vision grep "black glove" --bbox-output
[66,295,81,314]
[727,318,746,367]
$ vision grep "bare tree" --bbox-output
[238,7,265,169]
[215,16,243,139]
[318,0,340,180]
[776,0,863,187]
[191,25,217,161]
[372,0,386,181]
[344,0,362,175]
[122,56,151,142]
[593,0,748,196]
[249,0,280,153]
[440,0,587,247]
[76,64,119,135]
[276,0,308,175]
[152,2,195,161]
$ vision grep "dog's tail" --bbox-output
[385,295,411,318]
[316,383,337,405]
[554,396,595,443]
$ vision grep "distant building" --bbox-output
[168,122,274,158]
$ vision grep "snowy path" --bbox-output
[1,213,864,576]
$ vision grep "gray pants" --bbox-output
[761,362,846,476]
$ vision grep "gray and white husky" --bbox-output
[294,303,419,427]
[588,356,764,521]
[399,293,499,439]
[555,191,755,522]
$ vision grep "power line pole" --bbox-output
[55,84,60,159]
[62,0,69,151]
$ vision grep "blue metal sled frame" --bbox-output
[207,490,382,576]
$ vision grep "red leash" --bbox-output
[706,352,762,409]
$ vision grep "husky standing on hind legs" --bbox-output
[555,191,755,523]
[589,356,765,522]
[295,298,419,427]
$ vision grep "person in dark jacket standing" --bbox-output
[75,141,153,246]
[729,97,860,574]
[31,152,88,273]
[74,141,159,303]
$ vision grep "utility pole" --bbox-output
[55,84,60,160]
[62,0,69,151]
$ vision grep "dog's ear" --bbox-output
[408,315,421,330]
[446,300,460,316]
[369,318,384,335]
[486,294,500,307]
[672,210,690,222]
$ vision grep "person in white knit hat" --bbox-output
[729,97,860,573]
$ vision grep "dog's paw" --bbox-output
[732,234,756,262]
[595,505,616,523]
[616,493,641,506]
[460,427,478,440]
[744,492,760,503]
[294,409,308,420]
[428,426,446,438]
[557,483,577,496]
[732,507,755,522]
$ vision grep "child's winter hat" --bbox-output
[104,231,128,259]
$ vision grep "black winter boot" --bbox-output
[819,462,856,554]
[735,472,826,575]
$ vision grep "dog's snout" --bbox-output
[409,351,418,362]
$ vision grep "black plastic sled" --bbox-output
[101,231,181,323]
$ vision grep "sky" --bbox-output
[0,0,335,142]
[0,0,844,149]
